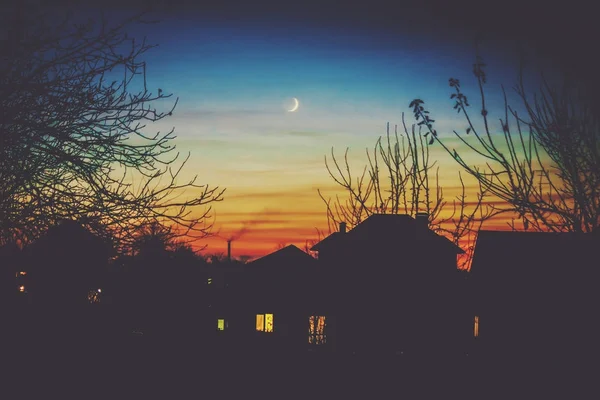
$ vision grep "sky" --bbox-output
[81,0,598,259]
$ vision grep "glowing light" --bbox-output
[207,278,212,285]
[256,314,274,332]
[217,319,225,331]
[474,316,479,337]
[97,288,102,293]
[87,290,101,304]
[19,285,25,293]
[265,314,274,332]
[308,316,327,344]
[256,314,265,331]
[16,271,27,277]
[287,97,299,112]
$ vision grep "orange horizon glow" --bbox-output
[194,186,523,262]
[171,127,546,263]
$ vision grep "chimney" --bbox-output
[415,212,429,232]
[227,240,232,262]
[339,222,347,234]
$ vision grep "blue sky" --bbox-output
[90,5,560,256]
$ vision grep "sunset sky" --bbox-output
[103,0,593,259]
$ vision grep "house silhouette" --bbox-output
[0,242,22,304]
[204,254,246,353]
[470,230,600,367]
[19,220,112,344]
[3,215,530,362]
[243,244,321,353]
[310,213,469,357]
[22,220,111,307]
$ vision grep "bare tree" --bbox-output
[302,228,325,258]
[318,115,492,269]
[410,53,600,233]
[0,4,224,251]
[130,221,177,256]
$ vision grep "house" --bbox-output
[19,220,113,342]
[240,245,322,353]
[310,213,468,357]
[470,230,600,364]
[204,258,246,349]
[22,220,112,306]
[117,238,211,342]
[0,242,24,304]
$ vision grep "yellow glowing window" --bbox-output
[19,285,25,293]
[16,271,27,277]
[217,319,225,331]
[256,314,274,332]
[207,278,212,285]
[308,316,327,345]
[256,314,264,331]
[474,316,479,337]
[265,314,273,332]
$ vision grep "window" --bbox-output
[217,319,227,331]
[308,316,327,345]
[207,277,212,285]
[256,314,274,332]
[474,316,479,337]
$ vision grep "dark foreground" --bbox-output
[3,334,593,400]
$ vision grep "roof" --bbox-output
[249,244,317,267]
[310,214,463,254]
[309,232,342,252]
[23,220,111,262]
[471,229,598,274]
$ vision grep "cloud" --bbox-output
[283,130,328,137]
[177,108,283,118]
[215,210,324,218]
[224,190,318,201]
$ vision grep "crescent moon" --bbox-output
[287,97,299,112]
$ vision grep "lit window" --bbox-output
[256,314,274,333]
[19,285,26,293]
[474,316,479,337]
[265,314,273,332]
[207,278,212,285]
[308,316,327,345]
[256,314,264,331]
[217,319,226,331]
[16,271,27,277]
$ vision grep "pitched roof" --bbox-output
[310,214,463,254]
[249,244,316,267]
[309,232,342,252]
[471,230,598,274]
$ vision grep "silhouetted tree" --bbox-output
[119,221,207,338]
[236,254,253,264]
[131,221,177,258]
[411,53,600,233]
[172,241,205,264]
[302,228,324,258]
[318,115,492,268]
[206,252,228,265]
[0,3,224,251]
